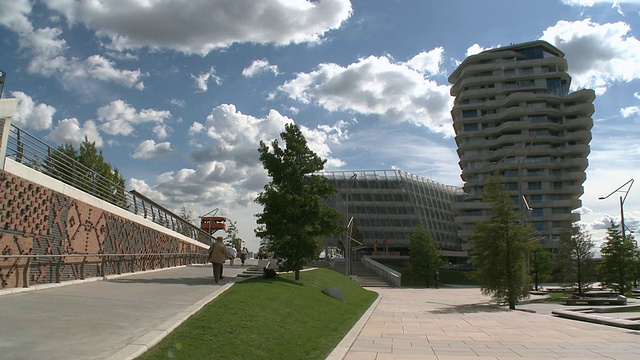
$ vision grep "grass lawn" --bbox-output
[138,268,377,360]
[544,292,571,303]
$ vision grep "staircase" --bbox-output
[309,260,394,287]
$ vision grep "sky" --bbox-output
[1,0,640,252]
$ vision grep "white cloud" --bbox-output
[11,91,56,131]
[562,0,640,6]
[242,59,280,78]
[406,47,444,76]
[7,12,145,89]
[0,0,34,34]
[71,55,143,88]
[43,0,353,55]
[170,98,185,107]
[279,54,454,136]
[465,43,490,57]
[621,106,640,118]
[194,104,295,168]
[300,121,348,169]
[153,124,170,140]
[45,118,103,147]
[191,67,221,92]
[541,19,640,94]
[96,100,171,136]
[131,139,174,159]
[136,104,346,211]
[188,122,205,136]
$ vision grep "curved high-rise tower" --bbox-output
[448,40,594,251]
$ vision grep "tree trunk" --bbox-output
[295,268,300,281]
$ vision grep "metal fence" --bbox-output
[3,123,212,245]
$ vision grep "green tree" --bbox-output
[255,123,343,280]
[556,223,595,295]
[599,221,636,295]
[225,220,243,250]
[469,174,533,310]
[46,137,127,207]
[176,206,194,237]
[408,224,444,288]
[528,242,552,291]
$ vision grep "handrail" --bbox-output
[3,123,214,245]
[361,256,402,287]
[0,252,209,288]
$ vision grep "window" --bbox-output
[463,123,479,131]
[519,79,535,87]
[462,109,477,118]
[529,101,546,108]
[530,194,543,203]
[505,182,519,190]
[517,46,544,59]
[528,182,542,190]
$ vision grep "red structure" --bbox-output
[200,216,227,235]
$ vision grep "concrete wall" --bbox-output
[0,158,208,289]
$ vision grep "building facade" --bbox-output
[448,40,595,250]
[319,170,463,253]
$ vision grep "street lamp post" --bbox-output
[599,179,634,240]
[344,173,357,277]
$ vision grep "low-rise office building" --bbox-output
[319,170,463,254]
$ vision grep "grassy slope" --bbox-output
[138,268,377,360]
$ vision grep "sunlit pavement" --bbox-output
[0,259,257,360]
[327,287,640,360]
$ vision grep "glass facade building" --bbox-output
[319,170,463,252]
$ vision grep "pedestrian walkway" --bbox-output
[327,287,640,359]
[0,259,258,360]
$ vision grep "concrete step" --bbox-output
[309,261,394,287]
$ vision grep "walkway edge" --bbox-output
[106,281,236,360]
[325,289,383,360]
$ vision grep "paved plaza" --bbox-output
[329,287,640,359]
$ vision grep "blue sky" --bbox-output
[2,0,640,251]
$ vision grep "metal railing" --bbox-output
[361,256,402,287]
[0,253,208,288]
[3,123,213,245]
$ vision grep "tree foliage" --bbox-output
[556,223,595,295]
[469,174,533,310]
[598,221,637,295]
[408,224,444,288]
[46,137,127,207]
[225,220,243,250]
[255,124,343,280]
[528,241,552,291]
[176,206,194,237]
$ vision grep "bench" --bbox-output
[562,296,627,306]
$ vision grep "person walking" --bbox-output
[227,246,237,266]
[208,237,232,283]
[434,270,440,289]
[239,247,247,266]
